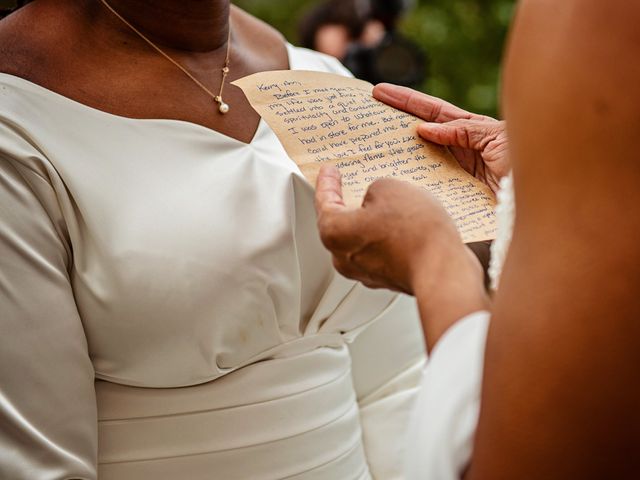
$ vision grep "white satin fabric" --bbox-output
[404,312,490,480]
[0,44,425,479]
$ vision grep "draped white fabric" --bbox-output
[0,45,425,479]
[405,312,490,480]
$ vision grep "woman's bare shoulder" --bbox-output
[0,2,73,83]
[230,5,289,69]
[230,5,285,45]
[0,7,34,77]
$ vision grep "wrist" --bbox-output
[410,240,490,352]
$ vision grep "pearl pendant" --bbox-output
[218,102,230,114]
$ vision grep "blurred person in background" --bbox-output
[297,0,372,60]
[299,0,426,87]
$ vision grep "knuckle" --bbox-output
[318,216,338,247]
[332,256,354,278]
[404,89,418,112]
[319,215,352,251]
[429,100,443,121]
[365,179,390,202]
[318,203,336,219]
[367,179,384,194]
[455,125,472,148]
[370,177,395,191]
[364,181,381,199]
[407,90,435,118]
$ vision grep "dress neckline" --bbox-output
[0,43,297,146]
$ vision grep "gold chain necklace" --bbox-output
[98,0,232,114]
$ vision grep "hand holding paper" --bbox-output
[233,70,497,243]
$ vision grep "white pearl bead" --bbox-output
[218,102,230,114]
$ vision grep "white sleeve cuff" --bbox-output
[404,310,491,480]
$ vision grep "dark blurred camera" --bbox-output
[343,31,426,88]
[299,0,427,88]
[369,0,412,30]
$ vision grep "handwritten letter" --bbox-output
[233,70,497,243]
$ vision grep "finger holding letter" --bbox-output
[373,83,494,123]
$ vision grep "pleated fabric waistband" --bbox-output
[96,345,371,480]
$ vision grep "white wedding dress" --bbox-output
[0,44,426,480]
[405,174,515,479]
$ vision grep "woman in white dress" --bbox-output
[0,1,426,479]
[315,0,640,478]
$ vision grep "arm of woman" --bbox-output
[0,141,97,479]
[467,1,640,477]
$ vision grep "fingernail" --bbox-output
[373,84,401,103]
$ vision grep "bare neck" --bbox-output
[91,0,230,52]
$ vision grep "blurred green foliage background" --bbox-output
[235,0,516,118]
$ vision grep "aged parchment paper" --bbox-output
[233,70,497,243]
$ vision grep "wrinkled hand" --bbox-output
[315,165,489,350]
[374,83,509,194]
[315,164,474,294]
